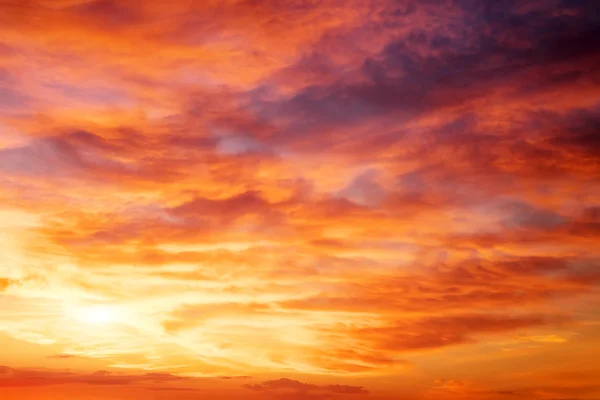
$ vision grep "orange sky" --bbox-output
[1,0,599,399]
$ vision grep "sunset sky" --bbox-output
[1,0,599,399]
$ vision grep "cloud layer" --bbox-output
[0,0,599,399]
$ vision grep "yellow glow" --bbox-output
[72,305,120,326]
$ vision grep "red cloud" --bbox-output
[245,378,368,395]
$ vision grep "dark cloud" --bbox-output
[69,0,143,28]
[0,134,116,178]
[541,106,600,159]
[0,87,30,113]
[246,0,600,170]
[171,190,272,219]
[337,169,385,207]
[354,314,560,352]
[497,201,566,230]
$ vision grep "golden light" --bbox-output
[72,305,121,326]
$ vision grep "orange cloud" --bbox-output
[245,377,369,395]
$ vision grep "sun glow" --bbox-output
[72,305,121,326]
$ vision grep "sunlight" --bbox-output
[72,305,120,326]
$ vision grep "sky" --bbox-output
[0,0,599,399]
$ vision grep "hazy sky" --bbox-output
[0,0,599,399]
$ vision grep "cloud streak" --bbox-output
[0,0,599,399]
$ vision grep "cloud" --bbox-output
[219,376,252,380]
[349,314,566,353]
[46,354,78,359]
[0,366,16,379]
[245,378,368,395]
[0,278,13,291]
[0,366,192,389]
